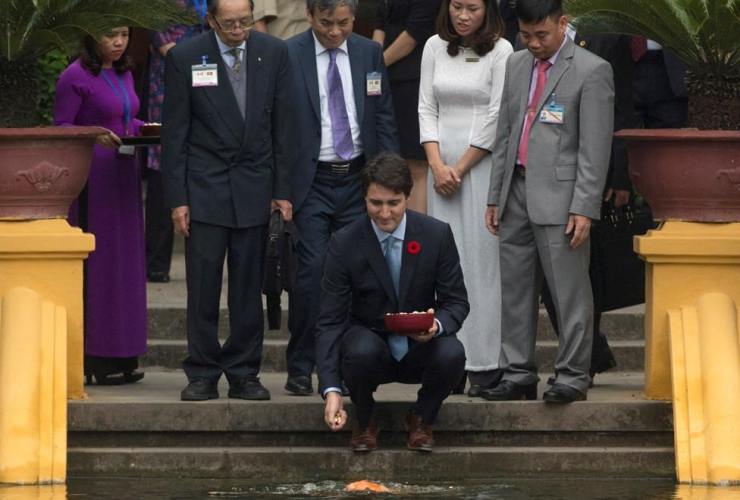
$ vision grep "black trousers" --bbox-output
[340,325,466,427]
[144,169,174,277]
[183,220,267,384]
[540,279,613,370]
[287,169,365,378]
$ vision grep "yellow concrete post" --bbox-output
[668,293,740,484]
[0,287,68,484]
[0,220,94,400]
[635,222,740,400]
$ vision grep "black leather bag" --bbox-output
[262,211,299,330]
[589,205,655,313]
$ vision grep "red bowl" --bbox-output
[384,312,434,335]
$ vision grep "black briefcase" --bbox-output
[589,205,655,313]
[262,210,299,330]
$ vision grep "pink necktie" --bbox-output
[518,59,552,167]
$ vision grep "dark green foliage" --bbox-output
[564,0,740,130]
[0,58,39,128]
[1,0,199,127]
[37,51,69,126]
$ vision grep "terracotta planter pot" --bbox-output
[0,127,105,220]
[616,129,740,222]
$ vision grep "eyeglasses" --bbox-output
[213,16,255,33]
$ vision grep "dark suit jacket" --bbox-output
[162,30,292,228]
[286,29,400,211]
[498,0,519,47]
[574,33,634,191]
[315,210,469,393]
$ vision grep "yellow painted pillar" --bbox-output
[668,293,740,484]
[635,222,740,400]
[0,287,68,484]
[0,220,94,400]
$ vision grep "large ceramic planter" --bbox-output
[615,129,740,222]
[0,127,104,220]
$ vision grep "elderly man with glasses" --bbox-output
[162,0,293,402]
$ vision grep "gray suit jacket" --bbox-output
[487,36,614,224]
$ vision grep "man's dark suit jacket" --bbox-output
[573,33,634,191]
[514,32,634,192]
[162,30,292,228]
[286,29,399,211]
[315,210,470,393]
[498,0,519,47]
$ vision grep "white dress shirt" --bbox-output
[313,32,364,162]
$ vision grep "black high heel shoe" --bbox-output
[86,372,125,385]
[123,370,145,384]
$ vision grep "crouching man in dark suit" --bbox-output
[315,152,468,453]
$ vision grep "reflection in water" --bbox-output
[2,479,740,499]
[0,486,66,500]
[671,485,740,500]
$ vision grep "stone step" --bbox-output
[140,339,646,373]
[67,446,675,480]
[67,373,672,479]
[147,308,645,342]
[69,372,670,448]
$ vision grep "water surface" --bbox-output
[3,478,740,499]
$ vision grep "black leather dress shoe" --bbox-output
[285,375,313,396]
[547,375,556,386]
[543,383,586,403]
[181,378,219,401]
[590,352,618,377]
[147,271,170,283]
[228,377,271,400]
[467,384,484,397]
[480,380,537,401]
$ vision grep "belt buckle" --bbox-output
[330,162,350,174]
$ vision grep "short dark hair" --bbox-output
[515,0,562,24]
[79,30,134,77]
[207,0,255,17]
[437,0,504,57]
[307,0,358,16]
[361,152,413,197]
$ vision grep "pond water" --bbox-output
[2,478,740,500]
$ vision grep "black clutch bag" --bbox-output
[589,205,655,313]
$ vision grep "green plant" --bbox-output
[1,0,199,127]
[37,50,69,125]
[564,0,740,130]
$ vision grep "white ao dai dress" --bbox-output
[419,34,513,371]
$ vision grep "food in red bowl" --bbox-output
[140,123,162,137]
[384,311,434,335]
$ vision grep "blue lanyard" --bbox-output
[192,0,207,20]
[101,70,131,136]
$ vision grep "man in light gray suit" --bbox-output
[482,0,614,403]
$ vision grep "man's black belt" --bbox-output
[316,155,365,175]
[514,165,526,178]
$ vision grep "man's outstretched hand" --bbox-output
[324,391,347,431]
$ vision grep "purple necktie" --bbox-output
[327,49,354,161]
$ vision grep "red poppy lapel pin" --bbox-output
[407,241,420,255]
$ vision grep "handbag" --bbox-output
[589,204,655,313]
[262,210,299,330]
